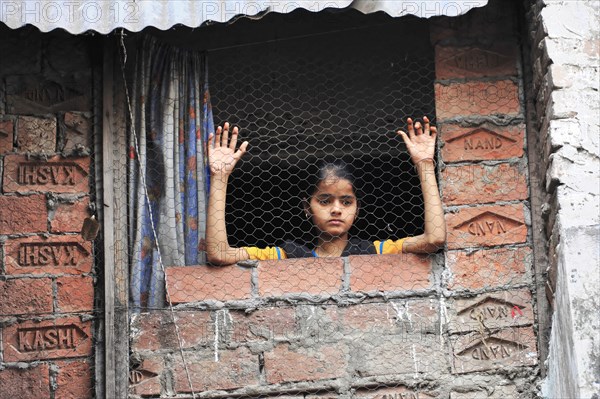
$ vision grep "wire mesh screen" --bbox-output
[125,8,536,399]
[210,21,435,248]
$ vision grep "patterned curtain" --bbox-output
[129,36,214,309]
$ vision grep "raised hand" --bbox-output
[396,116,437,165]
[208,122,249,177]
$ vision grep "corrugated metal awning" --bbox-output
[0,0,488,34]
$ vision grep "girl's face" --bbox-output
[307,176,358,240]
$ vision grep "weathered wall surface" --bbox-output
[130,2,542,398]
[526,1,600,398]
[0,26,96,398]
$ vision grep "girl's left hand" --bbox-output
[396,116,437,165]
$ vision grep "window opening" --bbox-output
[208,11,436,249]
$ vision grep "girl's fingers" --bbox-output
[415,121,423,136]
[235,141,249,159]
[397,130,410,145]
[229,126,239,150]
[214,127,222,147]
[407,118,415,139]
[430,126,438,139]
[221,122,230,147]
[207,133,214,155]
[423,116,430,135]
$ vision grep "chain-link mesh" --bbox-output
[210,23,435,248]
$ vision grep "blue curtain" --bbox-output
[129,36,214,309]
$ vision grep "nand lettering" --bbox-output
[18,325,84,353]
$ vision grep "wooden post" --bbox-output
[101,35,130,398]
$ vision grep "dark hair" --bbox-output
[306,160,358,198]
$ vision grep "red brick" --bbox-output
[55,360,93,399]
[258,257,343,297]
[50,196,90,232]
[3,235,92,275]
[450,326,537,373]
[16,115,56,153]
[350,334,447,377]
[446,204,527,249]
[56,276,94,312]
[0,278,53,315]
[0,194,48,234]
[63,112,92,153]
[0,119,14,154]
[129,357,163,397]
[434,80,520,120]
[0,364,50,398]
[339,299,439,336]
[355,386,437,399]
[446,246,532,290]
[264,343,348,384]
[435,42,518,80]
[173,347,259,392]
[447,288,534,334]
[441,163,528,205]
[165,265,252,303]
[440,123,525,162]
[349,254,432,292]
[131,310,213,351]
[230,306,297,342]
[2,317,92,361]
[3,154,90,194]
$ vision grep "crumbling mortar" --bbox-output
[435,75,521,86]
[439,115,525,126]
[49,362,58,398]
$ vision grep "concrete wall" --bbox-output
[525,1,600,398]
[0,26,96,398]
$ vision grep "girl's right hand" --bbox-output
[208,122,249,177]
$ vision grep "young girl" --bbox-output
[206,117,445,264]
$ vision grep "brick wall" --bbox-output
[0,27,96,398]
[129,2,541,398]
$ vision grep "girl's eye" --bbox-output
[318,198,330,205]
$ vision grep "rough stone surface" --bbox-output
[440,123,525,162]
[55,360,93,399]
[3,154,90,194]
[442,163,528,205]
[0,278,53,315]
[264,343,348,384]
[447,288,534,334]
[434,80,520,120]
[0,118,14,154]
[450,326,538,374]
[50,196,91,232]
[62,112,92,154]
[0,364,50,399]
[435,42,518,80]
[173,347,259,392]
[56,276,94,312]
[165,265,252,303]
[349,254,432,292]
[445,246,531,290]
[0,194,48,234]
[3,235,93,275]
[445,203,528,249]
[259,257,343,297]
[2,317,93,361]
[16,115,56,153]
